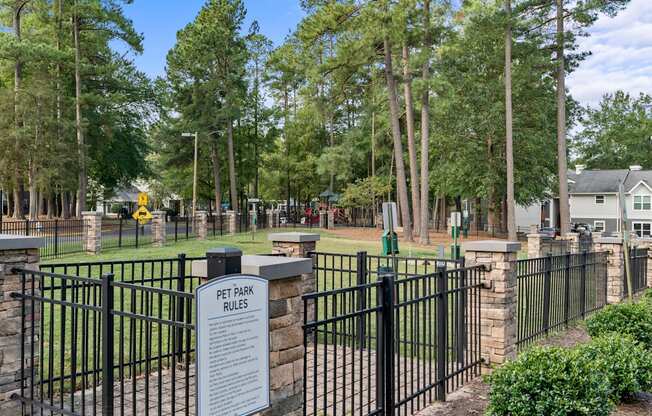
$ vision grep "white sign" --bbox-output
[196,275,270,416]
[382,202,399,232]
[450,212,462,227]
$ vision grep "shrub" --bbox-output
[577,334,652,403]
[486,346,613,416]
[585,302,652,349]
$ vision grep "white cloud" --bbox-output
[567,0,652,108]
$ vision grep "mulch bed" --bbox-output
[415,324,652,416]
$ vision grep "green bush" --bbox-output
[585,302,652,349]
[486,346,613,416]
[577,334,652,403]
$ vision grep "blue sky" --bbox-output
[121,0,304,79]
[122,0,651,109]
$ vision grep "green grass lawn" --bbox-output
[43,227,443,264]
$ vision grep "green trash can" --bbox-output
[381,230,399,255]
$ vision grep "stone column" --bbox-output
[151,211,166,247]
[464,240,520,369]
[319,211,327,229]
[526,233,544,259]
[196,210,208,240]
[267,209,275,229]
[0,235,44,414]
[82,211,102,255]
[594,237,625,304]
[327,210,334,229]
[561,232,581,253]
[226,210,237,235]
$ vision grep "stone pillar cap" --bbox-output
[463,240,521,253]
[191,255,311,281]
[0,234,45,250]
[526,233,545,238]
[595,237,623,244]
[81,211,102,216]
[268,232,320,243]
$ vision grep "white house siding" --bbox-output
[515,203,541,229]
[628,182,652,237]
[570,194,620,234]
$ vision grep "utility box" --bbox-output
[381,230,399,256]
[206,247,242,280]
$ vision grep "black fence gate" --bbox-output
[303,252,484,416]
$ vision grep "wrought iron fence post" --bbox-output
[543,254,552,335]
[580,251,587,318]
[118,218,123,248]
[54,219,59,257]
[176,253,186,361]
[564,253,570,327]
[356,251,368,349]
[101,273,115,416]
[135,219,139,248]
[436,267,448,401]
[25,219,30,236]
[456,267,467,366]
[377,269,395,416]
[185,216,189,239]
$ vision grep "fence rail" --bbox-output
[626,247,648,295]
[516,251,608,349]
[102,218,153,250]
[0,219,86,259]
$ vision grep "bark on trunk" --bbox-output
[402,44,420,235]
[505,0,517,241]
[556,0,570,234]
[62,191,70,219]
[419,0,431,244]
[13,2,23,220]
[210,142,223,216]
[73,8,86,215]
[226,118,239,212]
[384,36,413,241]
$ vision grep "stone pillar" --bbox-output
[151,211,166,247]
[561,232,581,253]
[0,235,44,414]
[527,233,544,259]
[319,211,327,229]
[267,209,275,229]
[327,210,334,229]
[464,240,520,369]
[226,210,237,235]
[269,232,320,325]
[82,211,102,255]
[196,210,208,240]
[594,237,625,304]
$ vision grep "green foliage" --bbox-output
[339,176,391,209]
[486,346,613,416]
[577,334,652,403]
[586,302,652,350]
[573,91,652,169]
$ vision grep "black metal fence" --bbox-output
[540,238,571,256]
[304,252,483,416]
[311,251,463,292]
[12,256,202,415]
[516,251,608,349]
[166,215,195,242]
[0,218,86,259]
[335,207,376,228]
[102,218,153,250]
[626,247,649,295]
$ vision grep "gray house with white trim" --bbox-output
[568,165,652,237]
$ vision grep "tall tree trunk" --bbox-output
[73,7,87,215]
[383,36,413,241]
[62,191,70,219]
[402,44,420,235]
[556,0,570,234]
[419,0,431,244]
[226,118,238,212]
[505,0,517,241]
[13,1,23,219]
[210,142,223,217]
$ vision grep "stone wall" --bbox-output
[82,211,102,255]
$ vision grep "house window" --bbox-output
[595,195,605,204]
[633,222,652,238]
[633,195,651,211]
[594,221,605,233]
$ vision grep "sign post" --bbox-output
[196,274,270,416]
[450,212,461,260]
[619,183,633,300]
[381,202,399,255]
[248,198,260,241]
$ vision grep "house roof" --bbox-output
[568,170,630,194]
[624,170,652,193]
